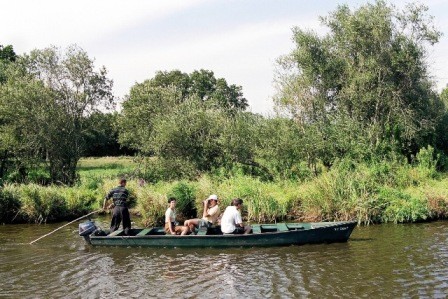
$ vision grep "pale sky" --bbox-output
[1,0,447,114]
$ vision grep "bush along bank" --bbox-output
[0,184,99,224]
[1,160,448,225]
[133,162,448,226]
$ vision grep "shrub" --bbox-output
[415,146,438,178]
[379,187,429,223]
[63,188,99,217]
[0,185,21,223]
[136,188,167,226]
[27,169,51,185]
[19,184,68,223]
[139,157,199,183]
[167,181,197,220]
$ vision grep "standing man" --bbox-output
[220,198,252,234]
[103,178,131,236]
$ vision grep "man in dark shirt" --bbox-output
[103,178,131,235]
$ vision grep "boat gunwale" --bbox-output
[89,221,357,240]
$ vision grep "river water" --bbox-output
[0,218,447,298]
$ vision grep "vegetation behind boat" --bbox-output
[2,2,448,227]
[1,156,448,225]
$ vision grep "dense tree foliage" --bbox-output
[83,112,135,157]
[274,1,444,164]
[118,69,248,151]
[0,45,17,84]
[0,45,114,185]
[118,70,253,178]
[0,45,18,179]
[1,1,447,186]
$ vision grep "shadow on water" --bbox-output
[348,237,375,242]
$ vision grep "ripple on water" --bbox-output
[1,221,448,298]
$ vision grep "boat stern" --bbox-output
[79,221,97,244]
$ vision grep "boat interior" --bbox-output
[95,223,311,237]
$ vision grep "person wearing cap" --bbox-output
[184,194,221,234]
[165,197,190,235]
[220,198,252,234]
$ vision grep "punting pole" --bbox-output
[29,209,102,245]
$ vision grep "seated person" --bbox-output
[220,198,252,234]
[184,194,221,234]
[165,197,189,235]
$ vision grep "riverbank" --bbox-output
[1,157,447,225]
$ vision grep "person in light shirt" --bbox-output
[220,198,252,234]
[184,194,221,234]
[165,197,189,235]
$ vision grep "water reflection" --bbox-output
[0,220,447,298]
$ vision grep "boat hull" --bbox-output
[84,221,357,248]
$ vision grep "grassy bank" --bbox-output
[1,157,447,225]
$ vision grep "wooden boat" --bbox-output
[79,220,357,248]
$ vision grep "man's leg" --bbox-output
[110,207,121,232]
[121,207,131,236]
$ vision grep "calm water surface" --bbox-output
[0,218,447,298]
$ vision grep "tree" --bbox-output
[0,44,17,84]
[118,70,255,179]
[0,45,16,62]
[274,1,443,163]
[118,69,248,154]
[83,112,135,157]
[149,100,260,173]
[434,86,448,157]
[0,45,21,180]
[0,45,114,185]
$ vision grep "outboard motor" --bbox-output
[79,220,97,236]
[79,220,97,244]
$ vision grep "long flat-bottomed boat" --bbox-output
[79,220,357,248]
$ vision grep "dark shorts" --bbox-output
[232,227,245,234]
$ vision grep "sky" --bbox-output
[1,0,448,114]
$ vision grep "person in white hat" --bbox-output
[184,194,221,234]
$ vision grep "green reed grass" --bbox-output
[1,155,447,225]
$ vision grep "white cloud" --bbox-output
[101,17,321,113]
[1,0,205,50]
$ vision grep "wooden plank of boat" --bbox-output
[80,221,357,248]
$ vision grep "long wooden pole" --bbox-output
[29,209,102,245]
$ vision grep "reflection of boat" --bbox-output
[79,221,357,248]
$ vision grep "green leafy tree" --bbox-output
[0,44,18,180]
[118,70,255,179]
[118,69,248,154]
[274,1,443,163]
[142,99,258,173]
[0,44,17,84]
[0,45,16,62]
[434,86,448,158]
[0,45,114,185]
[0,65,50,182]
[83,112,135,157]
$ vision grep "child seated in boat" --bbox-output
[165,197,189,235]
[184,194,221,234]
